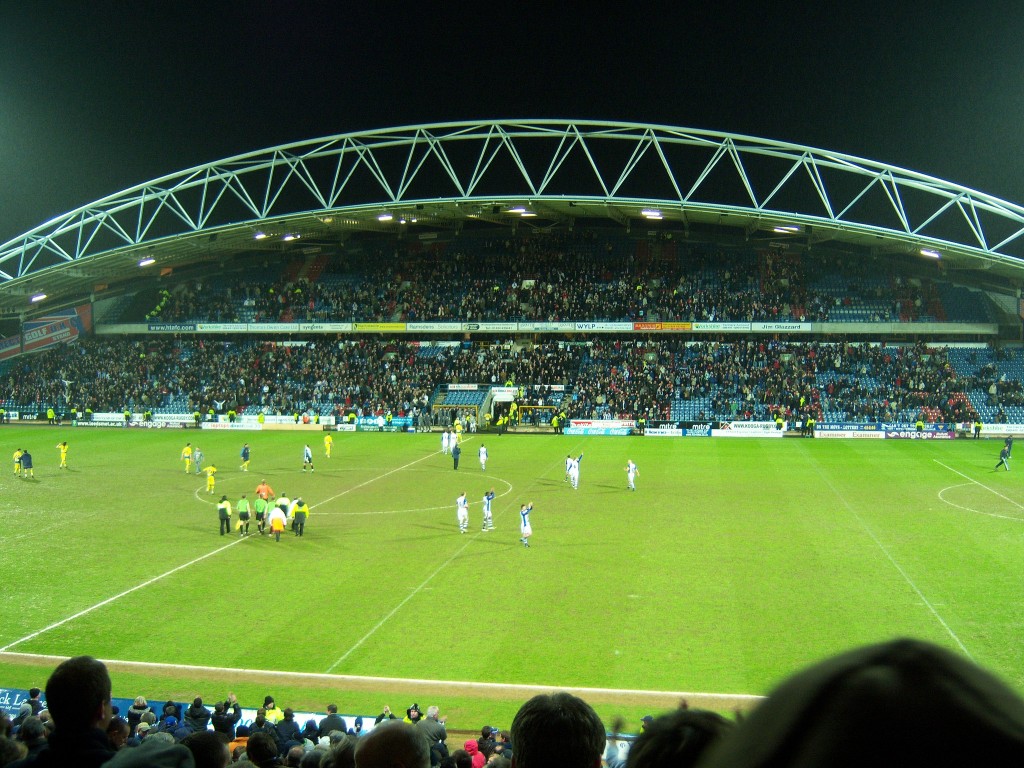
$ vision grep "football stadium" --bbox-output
[2,120,1024,762]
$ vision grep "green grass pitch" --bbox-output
[1,427,1021,727]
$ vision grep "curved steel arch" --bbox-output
[3,119,1024,287]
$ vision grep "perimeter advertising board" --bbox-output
[712,421,784,437]
[565,418,634,436]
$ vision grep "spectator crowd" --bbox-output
[2,335,1020,427]
[131,233,967,326]
[5,640,1024,767]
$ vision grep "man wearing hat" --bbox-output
[292,497,309,537]
[127,720,151,747]
[217,496,232,536]
[263,696,284,724]
[404,704,423,725]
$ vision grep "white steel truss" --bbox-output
[2,119,1024,283]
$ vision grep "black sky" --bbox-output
[2,1,1023,245]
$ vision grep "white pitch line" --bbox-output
[0,538,245,653]
[310,440,474,511]
[0,651,764,705]
[811,460,973,659]
[326,536,477,673]
[937,484,1024,521]
[933,460,1024,510]
[1,448,479,659]
[324,444,579,674]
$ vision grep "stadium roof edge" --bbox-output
[2,119,1024,314]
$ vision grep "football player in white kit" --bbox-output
[456,491,469,534]
[519,502,533,547]
[568,453,582,489]
[482,488,495,531]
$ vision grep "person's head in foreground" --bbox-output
[700,637,1024,768]
[509,692,605,768]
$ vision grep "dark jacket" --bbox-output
[212,702,242,739]
[318,713,347,739]
[184,703,212,732]
[126,704,151,732]
[276,717,301,745]
[248,717,279,746]
[10,727,116,768]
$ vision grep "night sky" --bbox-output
[2,1,1022,245]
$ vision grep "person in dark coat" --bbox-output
[211,695,242,740]
[184,697,212,733]
[126,697,152,735]
[318,704,347,740]
[277,709,302,748]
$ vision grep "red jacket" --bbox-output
[464,740,486,768]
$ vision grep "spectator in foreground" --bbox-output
[354,721,429,768]
[14,717,47,761]
[624,708,734,768]
[247,731,282,768]
[509,692,604,768]
[701,637,1024,768]
[11,655,115,768]
[0,737,27,766]
[182,729,231,768]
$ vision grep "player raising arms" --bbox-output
[56,441,68,469]
[519,502,533,548]
[482,488,495,531]
[568,453,583,490]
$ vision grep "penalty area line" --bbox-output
[0,538,245,654]
[0,651,764,706]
